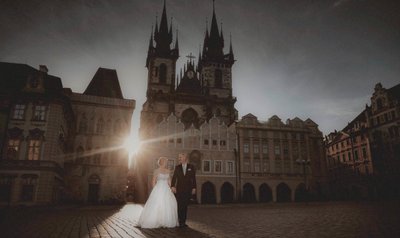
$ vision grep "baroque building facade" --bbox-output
[236,114,328,202]
[0,63,135,206]
[325,83,400,200]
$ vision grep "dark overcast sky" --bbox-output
[1,0,399,138]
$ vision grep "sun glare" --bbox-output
[123,134,141,155]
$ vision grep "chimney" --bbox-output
[39,65,48,74]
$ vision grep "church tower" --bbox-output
[140,0,179,139]
[136,0,238,203]
[140,0,237,139]
[198,1,237,125]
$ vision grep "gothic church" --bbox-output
[135,1,239,203]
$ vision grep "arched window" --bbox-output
[215,108,221,117]
[114,119,122,135]
[181,108,199,130]
[159,64,167,84]
[79,114,88,133]
[215,69,222,88]
[96,118,104,134]
[76,146,84,164]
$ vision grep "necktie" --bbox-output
[183,164,186,175]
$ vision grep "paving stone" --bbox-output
[0,202,399,238]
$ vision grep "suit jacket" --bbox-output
[171,163,196,199]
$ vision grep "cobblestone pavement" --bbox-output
[1,201,399,238]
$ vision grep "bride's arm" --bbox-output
[168,169,172,187]
[152,169,158,187]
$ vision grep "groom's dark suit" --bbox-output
[171,163,196,226]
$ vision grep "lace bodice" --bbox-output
[156,173,170,183]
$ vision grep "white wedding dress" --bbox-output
[138,172,179,228]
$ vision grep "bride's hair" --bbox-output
[157,157,167,167]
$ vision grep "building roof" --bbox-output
[388,83,400,100]
[343,109,367,132]
[0,62,36,93]
[0,62,63,94]
[83,68,124,99]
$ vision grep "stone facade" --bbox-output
[63,92,134,204]
[325,111,374,200]
[0,64,135,206]
[325,83,400,200]
[0,64,73,205]
[236,114,328,202]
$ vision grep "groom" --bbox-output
[171,153,197,227]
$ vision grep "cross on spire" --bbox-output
[186,53,196,61]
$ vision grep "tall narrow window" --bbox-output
[376,98,383,110]
[114,119,122,135]
[362,147,367,159]
[215,69,222,88]
[274,143,281,156]
[262,143,268,154]
[254,144,260,154]
[354,150,359,161]
[226,161,234,174]
[215,161,222,173]
[96,118,104,134]
[155,67,159,77]
[32,105,46,121]
[203,160,211,172]
[12,104,26,120]
[76,147,84,164]
[79,115,88,133]
[93,147,101,165]
[28,140,41,160]
[7,139,20,160]
[159,64,167,84]
[20,175,37,202]
[243,143,249,154]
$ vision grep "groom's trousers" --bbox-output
[177,194,190,225]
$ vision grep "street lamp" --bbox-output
[296,159,311,201]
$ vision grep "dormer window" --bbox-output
[30,77,39,88]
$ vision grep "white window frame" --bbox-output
[254,144,259,154]
[214,160,223,173]
[12,104,26,120]
[32,105,46,121]
[202,160,211,173]
[167,159,175,170]
[243,143,249,154]
[226,161,234,174]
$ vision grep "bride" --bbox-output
[138,157,179,228]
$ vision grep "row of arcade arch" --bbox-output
[199,181,308,204]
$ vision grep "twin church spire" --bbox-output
[146,0,179,67]
[147,0,234,68]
